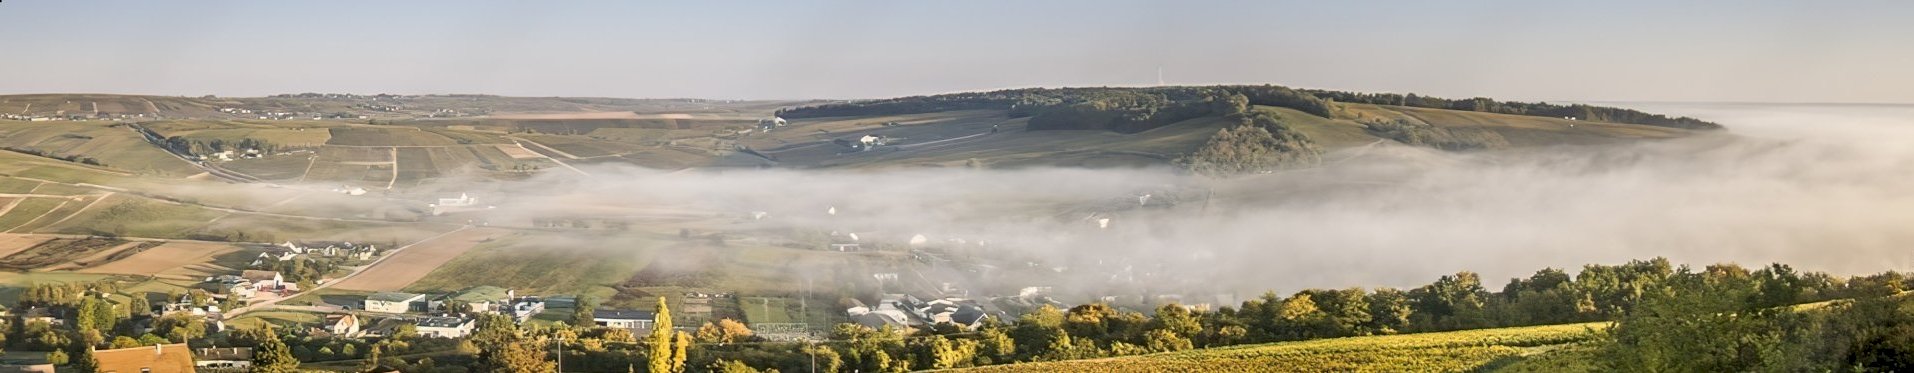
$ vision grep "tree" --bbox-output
[362,343,383,372]
[671,331,691,373]
[695,319,754,345]
[71,346,99,373]
[647,297,674,373]
[46,350,67,366]
[573,296,598,326]
[154,313,207,343]
[108,336,140,349]
[250,327,299,373]
[128,294,151,317]
[485,341,554,373]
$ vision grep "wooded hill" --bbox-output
[777,85,1722,133]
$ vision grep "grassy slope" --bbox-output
[958,322,1606,373]
[0,120,199,175]
[404,232,658,299]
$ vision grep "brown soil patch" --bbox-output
[330,228,502,291]
[78,241,241,278]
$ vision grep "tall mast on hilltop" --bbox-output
[1157,66,1165,86]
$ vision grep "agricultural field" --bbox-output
[219,154,316,181]
[402,230,658,298]
[41,194,226,238]
[76,240,247,280]
[0,237,137,271]
[0,178,41,193]
[0,198,65,232]
[331,227,507,292]
[0,121,199,175]
[326,127,461,146]
[962,323,1607,373]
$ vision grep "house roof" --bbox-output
[95,344,195,373]
[450,286,510,303]
[592,309,656,321]
[368,292,426,302]
[240,270,280,282]
[417,316,473,328]
[854,311,909,329]
[194,347,253,361]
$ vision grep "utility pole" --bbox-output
[555,335,564,372]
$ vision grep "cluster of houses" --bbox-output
[356,286,547,338]
[217,107,366,120]
[201,270,297,303]
[251,240,381,267]
[846,294,991,331]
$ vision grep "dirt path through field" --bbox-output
[386,147,399,189]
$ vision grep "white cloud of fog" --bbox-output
[454,104,1914,298]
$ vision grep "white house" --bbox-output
[241,270,284,291]
[365,292,429,313]
[323,314,361,337]
[416,316,476,338]
[510,297,546,322]
[593,309,657,330]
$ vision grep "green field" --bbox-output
[0,198,62,231]
[43,194,226,238]
[404,232,658,298]
[0,121,199,175]
[0,178,40,193]
[962,323,1607,373]
[327,127,460,146]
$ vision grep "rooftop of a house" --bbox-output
[368,292,427,302]
[593,309,657,320]
[448,286,510,303]
[194,346,253,361]
[417,316,473,328]
[95,343,195,373]
[239,270,281,281]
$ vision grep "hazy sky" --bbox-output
[2,1,1911,102]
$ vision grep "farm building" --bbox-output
[592,309,658,330]
[416,316,477,338]
[365,292,429,313]
[509,297,546,322]
[194,347,252,370]
[241,270,286,291]
[828,243,865,252]
[433,286,512,313]
[94,343,196,373]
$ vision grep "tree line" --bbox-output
[775,85,1721,131]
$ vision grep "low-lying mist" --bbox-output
[456,104,1914,299]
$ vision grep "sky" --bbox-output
[1,1,1911,103]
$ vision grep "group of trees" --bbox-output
[1179,109,1321,176]
[775,85,1718,133]
[160,136,280,157]
[1,147,105,166]
[1600,267,1914,371]
[1304,89,1722,130]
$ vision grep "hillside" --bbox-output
[957,323,1603,373]
[0,88,1714,181]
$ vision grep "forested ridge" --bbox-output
[776,85,1722,132]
